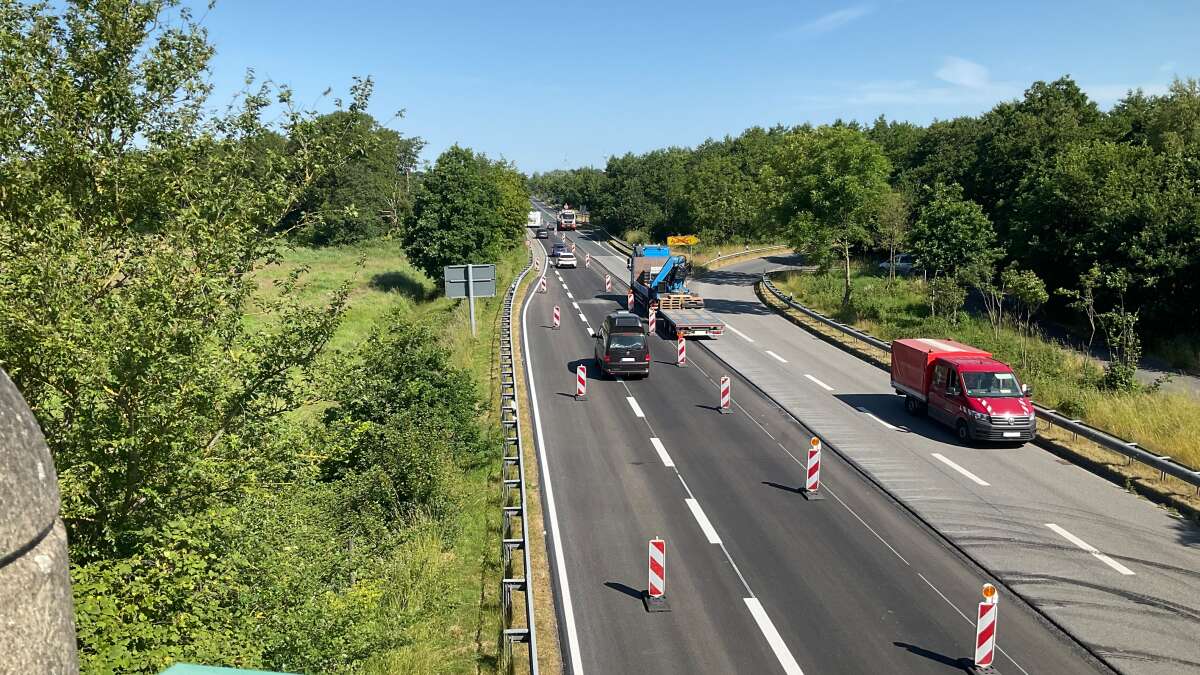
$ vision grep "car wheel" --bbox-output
[904,396,922,415]
[956,420,971,445]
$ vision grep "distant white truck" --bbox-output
[527,210,542,228]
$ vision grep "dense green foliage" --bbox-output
[532,76,1200,357]
[286,111,425,246]
[401,145,529,281]
[0,1,512,671]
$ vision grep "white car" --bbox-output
[879,253,916,275]
[556,252,577,269]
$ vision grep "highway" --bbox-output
[522,204,1110,674]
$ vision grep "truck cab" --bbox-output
[892,338,1036,444]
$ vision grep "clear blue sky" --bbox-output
[192,1,1196,173]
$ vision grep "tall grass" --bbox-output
[775,264,1200,470]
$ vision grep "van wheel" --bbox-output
[956,421,972,445]
[904,396,923,416]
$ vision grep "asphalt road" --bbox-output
[522,209,1108,674]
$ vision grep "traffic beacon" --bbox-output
[972,583,999,672]
[801,436,823,500]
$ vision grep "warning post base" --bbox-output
[643,593,671,613]
[800,489,825,501]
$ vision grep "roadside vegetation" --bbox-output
[774,266,1200,471]
[0,1,528,672]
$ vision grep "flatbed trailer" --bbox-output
[657,308,725,338]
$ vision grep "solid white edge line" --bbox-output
[685,498,722,544]
[1045,523,1135,575]
[625,396,645,418]
[521,243,586,674]
[931,453,991,487]
[744,598,805,675]
[650,437,674,467]
[804,374,834,391]
[725,323,755,343]
[764,349,788,363]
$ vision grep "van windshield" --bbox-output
[963,371,1022,397]
[608,334,645,350]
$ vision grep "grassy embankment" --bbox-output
[250,237,530,672]
[771,264,1200,497]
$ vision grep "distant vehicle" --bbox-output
[594,311,649,378]
[577,211,590,227]
[557,205,577,231]
[556,252,577,269]
[891,338,1036,444]
[629,244,724,338]
[550,242,568,257]
[536,225,550,239]
[879,253,916,275]
[527,210,542,228]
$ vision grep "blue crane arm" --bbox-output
[650,255,688,291]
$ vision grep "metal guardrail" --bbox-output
[702,245,790,268]
[760,274,1200,492]
[499,246,538,673]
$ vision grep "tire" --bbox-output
[956,420,972,445]
[904,396,923,416]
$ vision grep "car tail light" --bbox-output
[644,352,651,361]
[603,354,611,363]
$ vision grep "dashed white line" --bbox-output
[571,301,580,310]
[744,598,805,675]
[725,323,755,343]
[765,350,788,364]
[684,498,722,544]
[578,313,588,323]
[1045,523,1135,575]
[856,407,898,430]
[650,437,674,467]
[566,291,574,299]
[804,374,834,391]
[931,453,991,486]
[625,396,645,418]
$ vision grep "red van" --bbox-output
[891,338,1036,444]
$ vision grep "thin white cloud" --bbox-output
[1083,82,1170,104]
[935,56,992,89]
[792,5,874,36]
[1159,61,1177,73]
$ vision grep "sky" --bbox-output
[191,1,1197,173]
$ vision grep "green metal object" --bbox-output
[161,665,293,675]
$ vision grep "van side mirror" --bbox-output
[1022,383,1033,397]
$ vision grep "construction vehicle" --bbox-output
[577,210,590,227]
[629,244,724,338]
[557,204,577,231]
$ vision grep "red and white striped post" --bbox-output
[585,252,591,268]
[574,364,587,400]
[627,289,634,312]
[647,308,657,335]
[604,274,612,293]
[570,242,576,253]
[645,537,669,612]
[539,276,547,294]
[719,376,731,414]
[974,584,999,670]
[802,437,824,500]
[552,305,560,330]
[676,332,687,367]
[534,256,540,270]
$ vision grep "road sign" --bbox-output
[443,264,496,336]
[667,235,699,246]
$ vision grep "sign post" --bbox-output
[443,264,497,337]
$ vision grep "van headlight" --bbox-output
[969,409,988,421]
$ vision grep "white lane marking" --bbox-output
[578,313,587,323]
[520,261,585,673]
[744,598,806,675]
[1045,523,1135,575]
[725,323,755,343]
[625,396,645,418]
[856,407,898,430]
[566,291,574,299]
[931,453,991,486]
[765,350,788,363]
[650,437,674,467]
[804,374,834,391]
[571,302,580,310]
[685,498,722,544]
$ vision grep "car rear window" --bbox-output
[608,334,645,350]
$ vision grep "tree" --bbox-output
[0,0,368,560]
[876,190,911,282]
[401,146,528,281]
[1002,265,1049,333]
[769,126,892,307]
[1057,264,1102,350]
[908,183,997,278]
[927,276,966,322]
[1098,271,1141,392]
[285,111,425,245]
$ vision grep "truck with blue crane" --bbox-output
[629,244,725,338]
